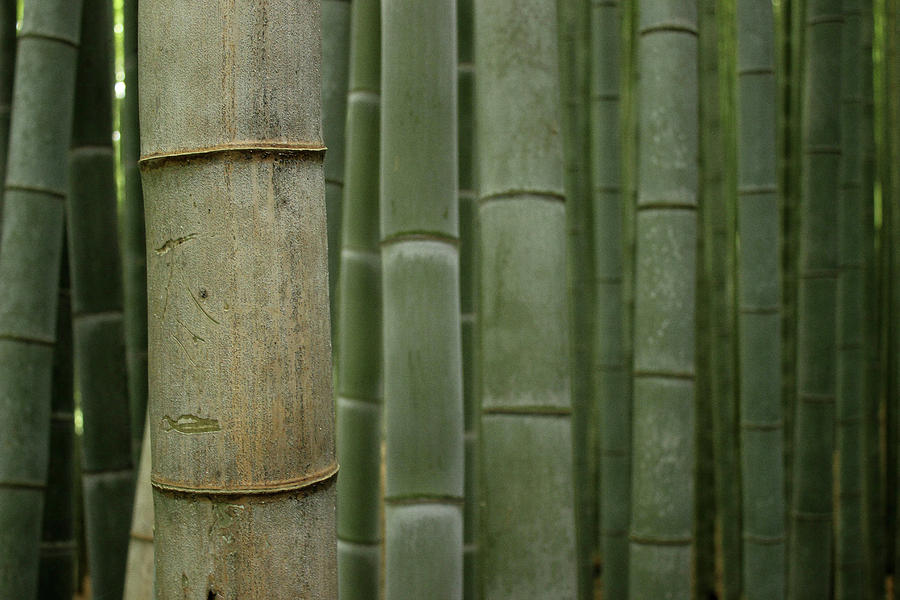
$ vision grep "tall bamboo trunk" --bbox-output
[123,424,153,600]
[122,0,149,464]
[735,1,784,598]
[37,246,76,599]
[67,1,134,595]
[0,0,83,596]
[0,0,15,228]
[590,0,628,597]
[457,0,478,597]
[323,0,350,337]
[629,1,698,597]
[140,2,337,597]
[835,0,864,597]
[788,0,842,595]
[335,0,381,597]
[381,1,463,597]
[475,0,577,598]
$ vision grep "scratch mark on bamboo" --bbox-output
[185,281,220,325]
[161,413,221,434]
[170,333,198,367]
[175,316,206,343]
[154,233,199,255]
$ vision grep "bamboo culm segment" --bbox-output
[590,0,628,597]
[381,2,463,597]
[140,1,336,597]
[789,0,842,597]
[37,248,75,599]
[0,1,82,597]
[629,1,698,598]
[735,1,785,598]
[68,2,134,596]
[336,0,382,597]
[122,0,149,465]
[323,0,350,339]
[123,424,154,600]
[0,0,15,230]
[475,0,577,598]
[836,0,864,597]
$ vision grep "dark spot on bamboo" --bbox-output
[199,288,208,299]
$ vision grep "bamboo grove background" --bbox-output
[0,0,895,598]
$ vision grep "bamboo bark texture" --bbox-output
[475,0,578,598]
[323,0,350,336]
[590,0,628,597]
[335,0,381,597]
[0,0,82,596]
[735,1,784,598]
[789,0,842,595]
[140,2,337,597]
[381,1,463,597]
[68,2,133,595]
[629,1,698,598]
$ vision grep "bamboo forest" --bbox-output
[0,0,898,599]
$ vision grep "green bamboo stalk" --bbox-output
[590,0,628,597]
[67,1,133,596]
[140,1,337,596]
[122,0,148,465]
[835,0,864,597]
[457,0,478,596]
[558,0,597,596]
[0,0,82,596]
[0,0,16,228]
[324,0,351,337]
[335,0,381,597]
[123,423,153,600]
[629,1,698,597]
[788,0,843,595]
[381,1,463,597]
[37,245,76,599]
[734,2,785,599]
[474,0,577,597]
[700,0,742,595]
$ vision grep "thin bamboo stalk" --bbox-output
[0,0,83,596]
[139,1,337,596]
[788,0,843,595]
[735,1,785,598]
[324,0,351,337]
[629,1,698,597]
[381,1,463,597]
[37,245,76,599]
[0,0,15,228]
[123,423,153,600]
[590,0,628,597]
[67,2,133,596]
[474,0,577,597]
[335,0,381,597]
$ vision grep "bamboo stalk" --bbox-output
[475,0,577,598]
[140,1,337,597]
[0,0,15,229]
[629,1,698,597]
[788,0,843,595]
[734,2,785,598]
[0,0,83,596]
[335,0,381,597]
[324,0,351,338]
[381,1,463,597]
[123,423,153,600]
[67,2,134,596]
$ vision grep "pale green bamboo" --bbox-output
[735,2,785,599]
[0,0,15,228]
[123,423,153,600]
[590,0,628,597]
[324,0,351,337]
[0,1,82,596]
[835,0,864,597]
[140,0,337,596]
[629,1,698,597]
[335,0,381,597]
[67,2,133,596]
[381,1,463,597]
[37,247,75,599]
[457,0,478,596]
[475,0,577,598]
[122,0,148,465]
[788,0,842,595]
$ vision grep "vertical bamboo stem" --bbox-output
[123,424,153,600]
[140,1,337,596]
[0,0,15,228]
